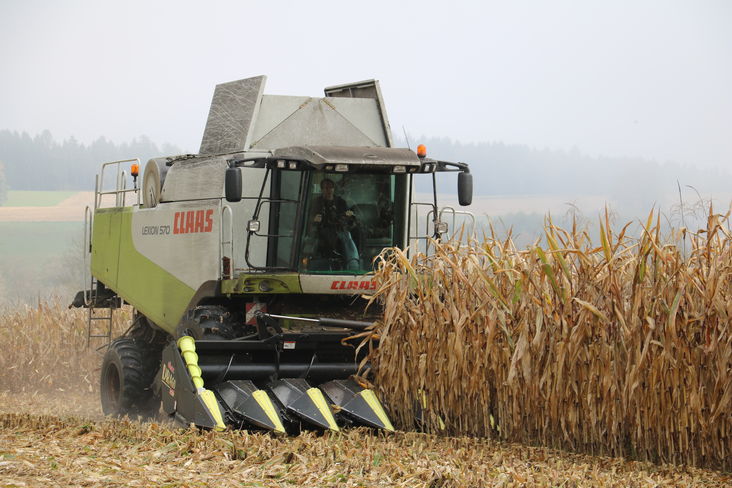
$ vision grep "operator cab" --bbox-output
[226,145,420,275]
[226,144,471,276]
[290,170,406,274]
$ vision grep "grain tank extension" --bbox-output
[74,76,473,433]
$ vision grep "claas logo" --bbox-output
[161,362,176,392]
[173,209,214,234]
[330,280,377,291]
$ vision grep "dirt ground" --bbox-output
[0,391,102,420]
[0,192,94,222]
[0,391,730,488]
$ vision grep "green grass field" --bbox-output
[0,222,82,305]
[0,222,80,258]
[3,191,78,207]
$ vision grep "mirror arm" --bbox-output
[432,159,470,172]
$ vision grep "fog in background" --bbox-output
[1,0,730,166]
[0,1,731,303]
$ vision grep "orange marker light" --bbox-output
[131,163,140,177]
[417,144,427,158]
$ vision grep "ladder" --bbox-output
[86,280,115,348]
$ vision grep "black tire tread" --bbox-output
[100,337,161,418]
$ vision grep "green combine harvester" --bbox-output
[74,76,473,433]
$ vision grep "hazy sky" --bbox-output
[1,1,730,168]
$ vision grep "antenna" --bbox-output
[402,126,411,150]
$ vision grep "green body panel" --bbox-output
[221,273,302,295]
[91,208,122,284]
[91,207,196,335]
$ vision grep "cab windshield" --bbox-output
[300,173,404,274]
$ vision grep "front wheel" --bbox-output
[100,338,160,419]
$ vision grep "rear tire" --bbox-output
[100,338,161,419]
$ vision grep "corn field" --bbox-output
[2,209,732,474]
[0,301,129,393]
[369,208,732,470]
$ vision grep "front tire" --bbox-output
[100,338,160,419]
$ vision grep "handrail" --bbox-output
[408,202,477,257]
[116,170,126,207]
[439,207,476,239]
[94,174,99,210]
[409,202,436,243]
[221,204,234,279]
[407,201,436,256]
[96,158,140,209]
[82,205,94,306]
[425,209,436,238]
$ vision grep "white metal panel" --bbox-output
[131,200,221,290]
[161,158,227,202]
[224,197,270,271]
[326,98,387,147]
[229,166,270,271]
[248,95,312,149]
[199,76,267,155]
[323,79,393,147]
[249,98,378,150]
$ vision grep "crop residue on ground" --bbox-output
[1,406,730,488]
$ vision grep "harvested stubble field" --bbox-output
[2,412,730,487]
[1,211,731,486]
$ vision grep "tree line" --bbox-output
[0,130,182,193]
[406,136,732,217]
[0,161,7,205]
[1,130,729,218]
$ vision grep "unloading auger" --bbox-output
[73,76,473,433]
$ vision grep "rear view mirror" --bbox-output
[458,171,472,206]
[225,167,242,202]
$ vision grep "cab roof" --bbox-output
[272,145,421,170]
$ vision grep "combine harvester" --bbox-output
[74,76,473,433]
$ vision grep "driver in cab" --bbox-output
[311,178,359,271]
